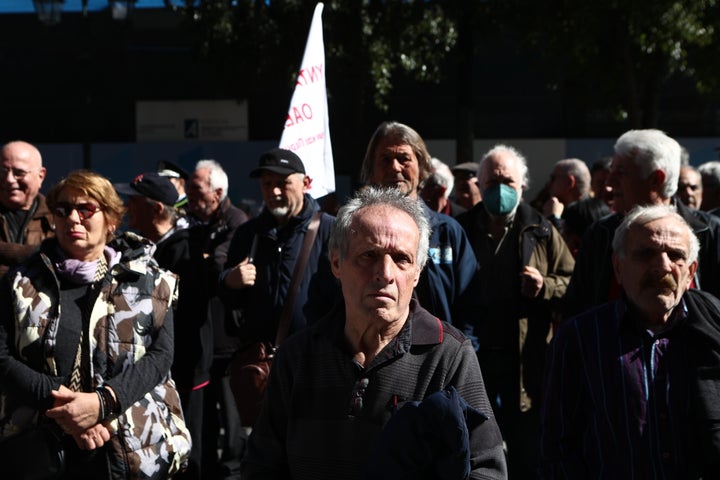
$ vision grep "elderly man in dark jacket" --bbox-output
[456,144,575,480]
[241,187,506,480]
[542,204,720,478]
[220,148,337,364]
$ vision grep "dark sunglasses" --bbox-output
[52,202,103,221]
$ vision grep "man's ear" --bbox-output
[612,252,623,286]
[687,260,699,288]
[413,265,421,288]
[568,174,576,189]
[330,249,341,279]
[303,175,312,192]
[650,169,667,192]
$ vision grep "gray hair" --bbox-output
[142,195,179,224]
[360,121,432,187]
[698,161,720,189]
[479,144,530,189]
[195,159,229,201]
[556,158,591,198]
[427,158,454,199]
[330,186,430,270]
[614,129,681,199]
[612,204,699,263]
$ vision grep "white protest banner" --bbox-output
[279,2,334,199]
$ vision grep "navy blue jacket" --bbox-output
[219,194,337,344]
[414,204,478,326]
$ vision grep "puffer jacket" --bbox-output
[0,232,191,479]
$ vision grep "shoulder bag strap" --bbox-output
[275,211,322,346]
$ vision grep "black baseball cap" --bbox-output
[114,172,179,206]
[157,160,190,180]
[249,148,306,178]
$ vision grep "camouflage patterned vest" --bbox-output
[0,232,191,479]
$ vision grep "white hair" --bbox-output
[612,204,699,263]
[614,129,681,199]
[428,158,454,199]
[699,161,720,189]
[195,159,229,201]
[479,144,530,189]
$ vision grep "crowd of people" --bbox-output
[0,123,719,479]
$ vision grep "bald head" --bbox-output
[0,141,46,210]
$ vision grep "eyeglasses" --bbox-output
[347,377,369,418]
[0,166,38,179]
[52,202,103,221]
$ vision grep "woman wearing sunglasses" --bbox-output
[0,170,190,479]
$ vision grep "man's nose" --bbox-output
[653,252,674,272]
[375,255,394,282]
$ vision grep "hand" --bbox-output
[543,197,564,218]
[520,266,544,299]
[73,423,111,450]
[46,386,101,435]
[224,257,256,289]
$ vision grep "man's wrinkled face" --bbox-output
[677,167,702,209]
[0,142,46,211]
[606,154,656,214]
[370,139,421,198]
[187,167,220,221]
[330,205,421,327]
[453,171,482,209]
[479,152,524,197]
[613,217,697,326]
[259,171,309,222]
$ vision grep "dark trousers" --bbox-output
[202,358,247,480]
[479,349,541,480]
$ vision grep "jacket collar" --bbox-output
[320,298,445,359]
[257,193,319,234]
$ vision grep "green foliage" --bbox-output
[164,0,457,110]
[500,0,719,127]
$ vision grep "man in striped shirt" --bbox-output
[540,204,720,478]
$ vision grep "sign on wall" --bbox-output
[136,99,249,141]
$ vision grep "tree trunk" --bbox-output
[455,5,474,164]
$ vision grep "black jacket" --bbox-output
[564,200,720,318]
[155,227,214,390]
